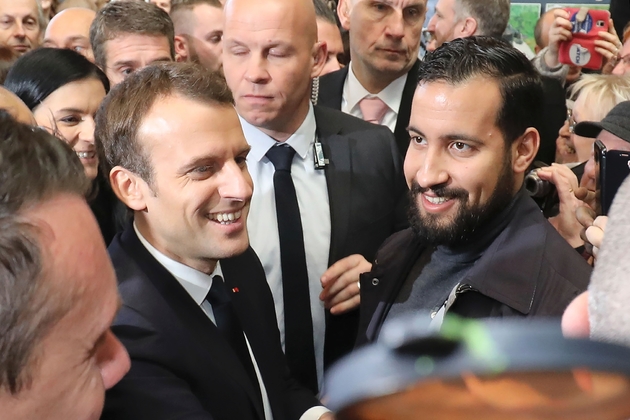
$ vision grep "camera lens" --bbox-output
[525,170,553,197]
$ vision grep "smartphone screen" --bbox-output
[596,140,630,215]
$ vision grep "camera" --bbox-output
[525,169,554,198]
[525,162,559,218]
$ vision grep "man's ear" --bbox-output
[459,17,478,38]
[337,0,351,31]
[311,41,328,77]
[512,127,540,174]
[174,35,189,62]
[109,166,149,212]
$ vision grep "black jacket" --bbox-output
[102,224,320,420]
[356,190,592,346]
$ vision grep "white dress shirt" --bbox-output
[241,103,331,391]
[133,224,328,420]
[341,61,408,133]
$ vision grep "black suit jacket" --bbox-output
[315,60,420,157]
[356,190,591,346]
[102,225,320,420]
[304,106,409,368]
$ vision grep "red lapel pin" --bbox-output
[232,287,240,293]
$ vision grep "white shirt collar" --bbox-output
[240,102,317,162]
[133,222,222,305]
[345,62,408,117]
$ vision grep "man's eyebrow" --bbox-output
[149,57,173,64]
[55,108,85,114]
[65,36,90,43]
[111,60,139,69]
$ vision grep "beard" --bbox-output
[408,157,516,247]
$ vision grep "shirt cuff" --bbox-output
[299,406,331,420]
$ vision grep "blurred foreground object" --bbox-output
[326,315,630,420]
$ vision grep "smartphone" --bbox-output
[558,8,610,70]
[595,140,630,215]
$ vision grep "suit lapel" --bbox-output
[118,226,266,420]
[316,66,348,109]
[314,106,352,265]
[393,59,420,155]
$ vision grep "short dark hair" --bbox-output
[90,1,175,71]
[96,62,234,187]
[0,111,90,395]
[313,0,337,26]
[418,36,543,145]
[4,48,109,111]
[457,0,510,38]
[171,0,222,14]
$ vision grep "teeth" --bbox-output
[76,151,95,159]
[425,195,448,205]
[209,210,242,224]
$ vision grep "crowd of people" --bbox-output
[1,0,630,418]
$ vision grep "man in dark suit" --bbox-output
[356,37,591,346]
[222,0,408,394]
[96,62,327,419]
[314,0,427,156]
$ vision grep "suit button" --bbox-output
[372,278,379,286]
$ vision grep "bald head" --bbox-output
[534,8,557,53]
[0,87,35,125]
[222,0,326,138]
[57,0,98,12]
[224,0,318,46]
[43,8,96,62]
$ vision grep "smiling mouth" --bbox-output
[76,151,96,159]
[424,195,450,205]
[208,209,243,225]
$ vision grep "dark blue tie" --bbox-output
[265,144,318,393]
[206,275,262,402]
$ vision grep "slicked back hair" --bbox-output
[0,111,89,395]
[95,61,234,188]
[456,0,510,38]
[418,36,544,146]
[313,0,337,26]
[90,0,175,71]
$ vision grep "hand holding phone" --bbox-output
[558,8,611,70]
[594,140,630,215]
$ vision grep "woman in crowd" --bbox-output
[538,74,630,254]
[4,48,118,243]
[556,74,630,165]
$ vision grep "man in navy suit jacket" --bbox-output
[96,62,327,419]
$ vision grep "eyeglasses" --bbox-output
[611,54,630,69]
[567,108,579,134]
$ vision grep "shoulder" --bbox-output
[315,106,395,138]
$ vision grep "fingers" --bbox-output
[576,205,596,229]
[585,224,605,252]
[319,254,371,314]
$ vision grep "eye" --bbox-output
[268,48,288,58]
[59,115,82,126]
[235,155,248,167]
[228,46,247,56]
[120,68,133,76]
[450,141,473,154]
[72,45,85,53]
[24,18,37,29]
[410,135,427,146]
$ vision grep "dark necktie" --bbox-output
[265,144,318,394]
[206,275,262,403]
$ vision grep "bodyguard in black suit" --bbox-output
[96,63,325,419]
[313,0,428,156]
[222,0,408,393]
[315,60,420,157]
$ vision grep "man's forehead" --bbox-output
[0,0,38,14]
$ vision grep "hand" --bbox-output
[596,19,622,73]
[585,215,608,259]
[319,413,335,420]
[545,9,572,68]
[319,254,371,315]
[536,164,585,247]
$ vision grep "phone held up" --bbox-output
[594,140,630,216]
[558,7,610,70]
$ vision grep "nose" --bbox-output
[581,155,596,190]
[244,54,270,84]
[79,117,96,144]
[427,14,437,31]
[612,61,625,76]
[219,160,253,202]
[558,119,570,138]
[385,11,405,39]
[406,147,449,190]
[98,330,131,390]
[13,22,26,39]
